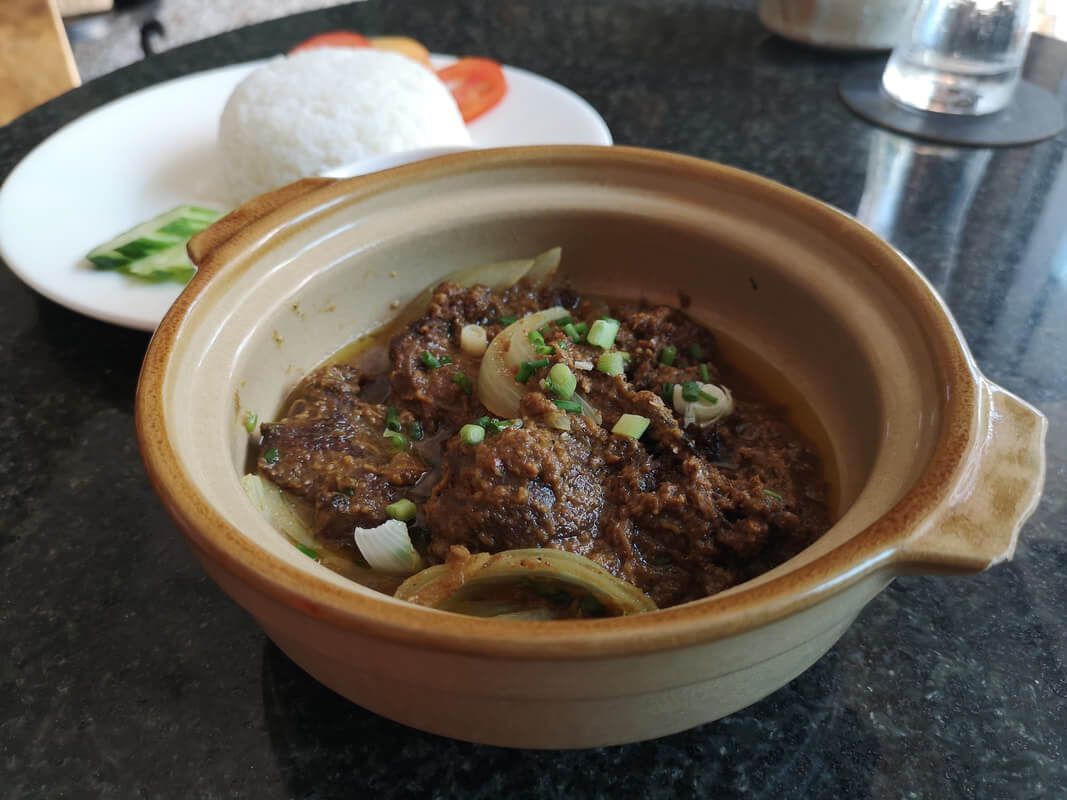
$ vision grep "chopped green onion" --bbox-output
[763,488,783,501]
[420,351,452,369]
[553,398,582,413]
[586,318,620,349]
[546,363,577,399]
[612,413,650,439]
[596,351,625,376]
[386,498,417,521]
[574,321,589,337]
[408,420,424,441]
[528,330,555,355]
[498,315,518,326]
[385,406,402,432]
[688,343,704,360]
[243,411,258,433]
[263,447,280,465]
[473,415,491,428]
[383,431,409,450]
[339,487,354,496]
[460,423,486,445]
[562,322,582,343]
[515,358,550,383]
[659,345,677,366]
[483,417,522,434]
[698,389,719,404]
[452,371,473,396]
[296,543,319,560]
[661,383,674,403]
[554,314,573,326]
[681,381,701,402]
[699,362,711,383]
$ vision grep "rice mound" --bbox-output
[219,48,471,202]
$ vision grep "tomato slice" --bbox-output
[290,31,371,53]
[436,58,507,123]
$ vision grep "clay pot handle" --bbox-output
[895,379,1046,574]
[187,178,337,268]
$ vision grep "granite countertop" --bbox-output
[1,1,1064,797]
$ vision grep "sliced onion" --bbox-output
[354,519,424,574]
[522,246,562,288]
[673,382,734,427]
[577,392,603,425]
[395,547,657,617]
[240,474,316,549]
[478,306,570,419]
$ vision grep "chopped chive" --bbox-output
[460,423,485,445]
[546,363,577,399]
[529,329,555,356]
[586,318,620,349]
[553,398,582,413]
[515,358,550,383]
[659,345,677,366]
[498,315,518,326]
[596,351,625,376]
[263,447,280,465]
[612,413,650,439]
[681,381,701,402]
[699,362,711,383]
[661,382,674,403]
[243,411,258,433]
[698,389,719,404]
[763,488,783,501]
[562,322,582,343]
[296,543,319,560]
[408,420,424,441]
[420,351,452,369]
[383,431,409,450]
[485,417,522,434]
[688,343,704,360]
[452,371,473,396]
[386,498,417,521]
[385,405,402,432]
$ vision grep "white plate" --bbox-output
[0,56,612,331]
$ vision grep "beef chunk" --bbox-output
[259,365,426,544]
[423,417,610,560]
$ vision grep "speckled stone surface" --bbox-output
[1,2,1065,798]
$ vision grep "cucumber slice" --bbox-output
[119,243,197,283]
[86,205,222,283]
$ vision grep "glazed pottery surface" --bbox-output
[136,147,1046,747]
